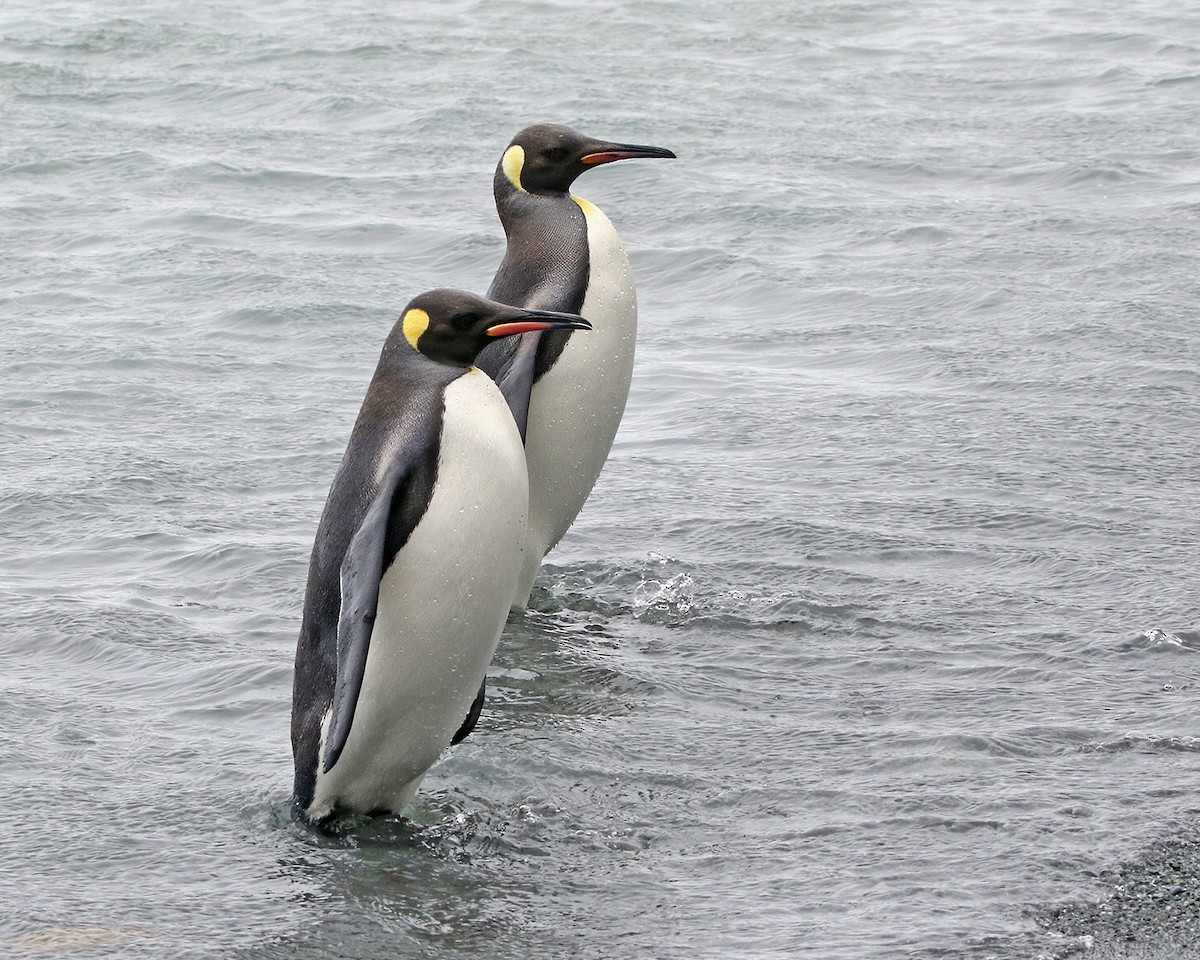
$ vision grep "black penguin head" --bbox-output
[399,289,591,367]
[499,123,676,196]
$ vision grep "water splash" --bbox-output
[1117,628,1200,654]
[631,552,698,622]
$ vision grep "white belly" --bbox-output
[309,370,527,818]
[514,196,637,607]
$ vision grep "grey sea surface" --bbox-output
[3,1,1199,958]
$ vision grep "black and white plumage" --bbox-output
[290,289,590,825]
[476,123,675,609]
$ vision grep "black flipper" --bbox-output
[476,183,590,439]
[491,333,543,441]
[320,459,412,774]
[450,678,487,746]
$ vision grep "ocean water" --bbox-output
[2,1,1199,958]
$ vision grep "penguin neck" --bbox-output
[377,333,473,378]
[493,166,584,235]
[487,166,593,317]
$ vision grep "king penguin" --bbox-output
[291,289,591,826]
[475,123,675,610]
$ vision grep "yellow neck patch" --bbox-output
[501,145,527,193]
[571,194,599,217]
[402,308,430,350]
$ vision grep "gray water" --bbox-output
[3,1,1199,958]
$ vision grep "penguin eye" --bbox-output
[544,146,570,162]
[450,311,480,332]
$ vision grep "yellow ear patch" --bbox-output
[402,308,430,350]
[502,145,528,193]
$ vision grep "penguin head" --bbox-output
[499,123,676,196]
[399,289,591,367]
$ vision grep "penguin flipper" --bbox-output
[321,460,412,774]
[450,679,487,746]
[479,333,543,442]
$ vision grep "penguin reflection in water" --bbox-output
[290,290,590,826]
[477,124,676,610]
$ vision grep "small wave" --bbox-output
[4,148,165,178]
[841,159,962,182]
[998,160,1147,191]
[241,43,406,66]
[1090,732,1200,754]
[2,156,82,176]
[538,554,826,631]
[1116,627,1200,654]
[1019,30,1165,57]
[1153,73,1200,88]
[177,160,355,190]
[871,224,957,247]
